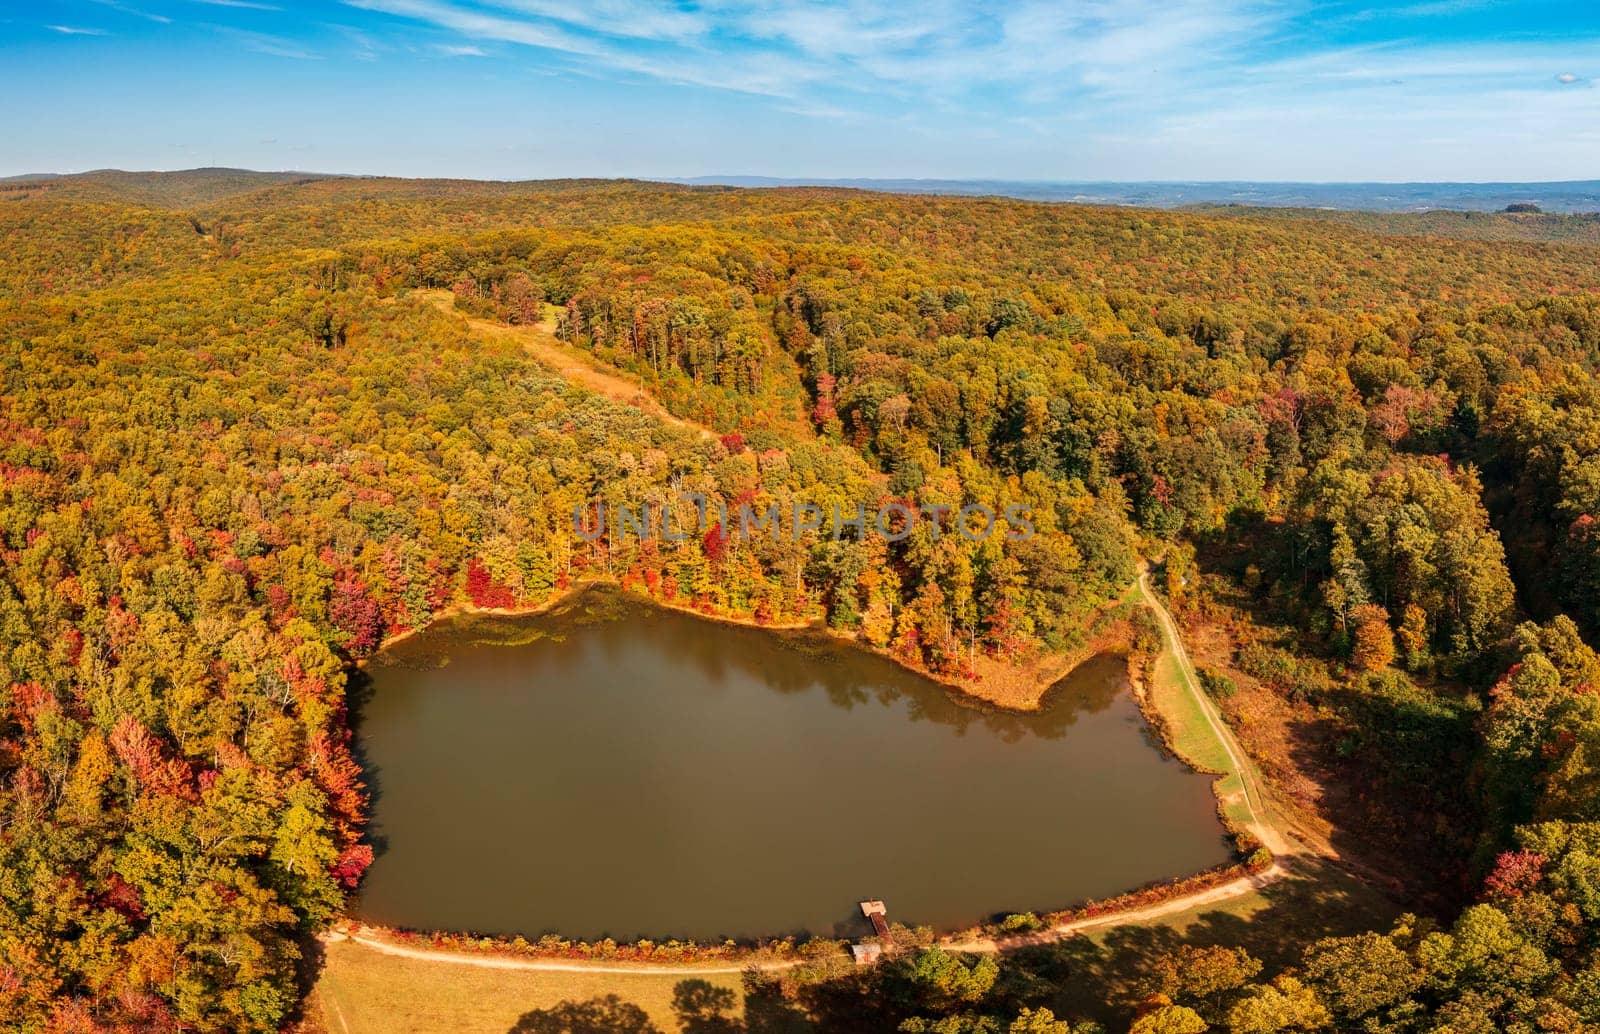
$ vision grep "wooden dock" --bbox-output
[860,900,891,940]
[851,900,894,965]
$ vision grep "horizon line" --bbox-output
[8,166,1600,189]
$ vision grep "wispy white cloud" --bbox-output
[326,0,1600,176]
[215,26,318,58]
[89,0,173,24]
[342,0,1288,106]
[344,0,827,97]
[492,0,709,43]
[1392,0,1501,15]
[46,24,109,35]
[1242,39,1600,98]
[191,0,283,10]
[329,23,385,60]
[344,0,603,57]
[12,0,1600,181]
[1335,0,1504,21]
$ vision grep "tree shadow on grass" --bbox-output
[1018,857,1402,1027]
[507,994,662,1034]
[672,979,742,1034]
[286,930,328,1031]
[791,965,901,1034]
[501,975,819,1034]
[740,971,817,1034]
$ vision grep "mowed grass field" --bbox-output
[1149,645,1258,830]
[308,857,1400,1033]
[1135,572,1280,846]
[310,941,748,1034]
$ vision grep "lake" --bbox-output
[351,588,1231,942]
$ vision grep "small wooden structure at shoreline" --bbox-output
[851,900,892,965]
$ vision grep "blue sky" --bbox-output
[3,0,1598,181]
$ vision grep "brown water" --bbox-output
[352,588,1230,942]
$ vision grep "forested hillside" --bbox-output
[1211,204,1600,247]
[7,170,1600,1031]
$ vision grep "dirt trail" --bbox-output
[1136,569,1296,857]
[413,289,714,440]
[328,856,1280,973]
[945,863,1285,954]
[325,928,806,975]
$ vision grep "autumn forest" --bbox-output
[8,170,1600,1032]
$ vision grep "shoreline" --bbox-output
[365,574,1134,713]
[362,577,817,663]
[332,566,1289,968]
[329,859,1284,973]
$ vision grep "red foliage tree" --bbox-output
[1484,849,1546,900]
[812,373,838,428]
[108,716,192,800]
[329,845,375,889]
[308,731,368,845]
[465,558,515,609]
[98,873,146,922]
[329,575,384,658]
[264,584,293,626]
[703,522,730,570]
[982,597,1027,660]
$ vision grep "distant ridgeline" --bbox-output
[671,174,1600,213]
[6,168,1600,1030]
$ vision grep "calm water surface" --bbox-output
[353,589,1229,941]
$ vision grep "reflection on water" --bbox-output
[353,587,1230,942]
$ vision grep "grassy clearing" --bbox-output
[1150,647,1253,828]
[414,289,716,440]
[1137,574,1281,844]
[311,940,745,1034]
